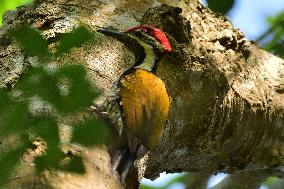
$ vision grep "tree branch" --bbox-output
[0,0,283,188]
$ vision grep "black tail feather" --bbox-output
[114,148,136,174]
[112,147,137,185]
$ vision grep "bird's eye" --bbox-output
[142,28,148,33]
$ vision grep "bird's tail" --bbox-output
[112,147,138,185]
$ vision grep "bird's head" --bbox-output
[97,25,172,72]
[97,25,172,55]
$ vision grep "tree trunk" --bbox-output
[0,0,283,188]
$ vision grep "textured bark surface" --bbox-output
[0,0,284,188]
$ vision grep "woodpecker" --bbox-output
[97,25,171,181]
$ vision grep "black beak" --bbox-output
[96,27,145,63]
[97,27,130,44]
[97,27,123,35]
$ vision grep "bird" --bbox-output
[97,25,171,182]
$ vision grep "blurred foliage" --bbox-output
[56,26,95,56]
[141,172,211,189]
[10,25,49,57]
[71,118,109,146]
[257,11,284,58]
[141,174,185,189]
[0,24,108,186]
[206,0,235,15]
[0,144,30,186]
[263,177,284,189]
[0,0,33,26]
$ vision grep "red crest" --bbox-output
[126,25,172,52]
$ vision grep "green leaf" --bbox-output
[0,0,33,26]
[31,116,62,173]
[0,89,10,114]
[15,67,63,110]
[56,26,95,56]
[263,177,284,189]
[0,144,29,186]
[9,25,49,57]
[34,146,63,173]
[55,64,98,113]
[16,65,98,114]
[71,118,108,146]
[267,12,284,26]
[206,0,235,15]
[141,173,188,189]
[0,101,29,135]
[31,116,59,145]
[140,185,161,189]
[61,155,86,174]
[258,11,284,58]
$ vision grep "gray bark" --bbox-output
[0,0,283,188]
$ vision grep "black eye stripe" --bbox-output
[129,30,165,56]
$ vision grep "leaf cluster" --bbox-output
[206,0,235,15]
[141,172,284,189]
[0,0,33,26]
[256,11,284,58]
[0,25,107,186]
